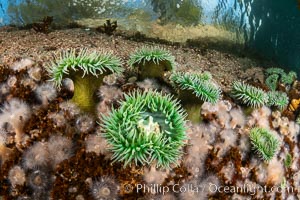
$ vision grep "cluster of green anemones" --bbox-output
[128,46,176,70]
[101,91,187,168]
[231,81,289,110]
[265,67,297,90]
[231,81,268,108]
[46,47,288,169]
[170,72,221,104]
[47,48,123,88]
[249,127,280,161]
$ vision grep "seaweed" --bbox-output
[32,16,53,33]
[96,20,118,36]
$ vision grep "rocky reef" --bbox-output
[0,27,300,200]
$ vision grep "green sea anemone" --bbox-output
[231,81,268,108]
[101,90,187,168]
[267,91,289,110]
[170,72,221,104]
[281,71,297,86]
[284,153,292,168]
[249,127,280,162]
[296,115,300,125]
[265,74,279,91]
[128,46,176,80]
[47,49,123,113]
[170,72,221,123]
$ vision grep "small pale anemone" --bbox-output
[101,90,187,168]
[47,48,123,113]
[0,98,31,145]
[231,81,268,108]
[267,159,285,185]
[0,128,7,145]
[143,166,169,184]
[184,123,211,178]
[90,176,119,200]
[128,46,176,80]
[249,127,280,162]
[34,82,57,106]
[47,135,73,168]
[7,76,17,87]
[97,85,123,103]
[85,134,109,156]
[0,129,13,165]
[27,169,51,191]
[28,66,42,81]
[48,111,66,127]
[136,78,161,92]
[8,165,26,187]
[0,83,9,97]
[23,142,50,169]
[75,114,95,133]
[11,58,34,72]
[59,101,80,118]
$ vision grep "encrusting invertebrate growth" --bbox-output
[128,46,176,80]
[47,48,123,113]
[101,90,187,168]
[170,71,221,123]
[249,127,280,161]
